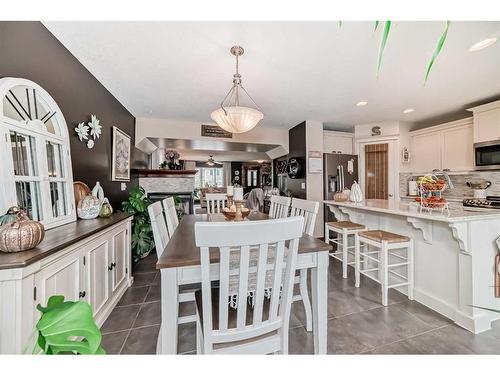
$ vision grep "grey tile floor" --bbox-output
[101,252,500,354]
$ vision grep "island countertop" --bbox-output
[324,199,500,223]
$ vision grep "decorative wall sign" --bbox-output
[287,158,302,179]
[371,126,382,136]
[201,124,233,138]
[111,126,131,181]
[275,159,288,175]
[401,146,411,164]
[308,151,323,174]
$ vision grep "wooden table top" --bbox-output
[156,212,332,269]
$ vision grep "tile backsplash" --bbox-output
[400,171,500,200]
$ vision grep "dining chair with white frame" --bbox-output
[162,196,179,237]
[194,216,304,354]
[205,193,228,214]
[148,201,170,259]
[268,195,291,218]
[289,198,320,332]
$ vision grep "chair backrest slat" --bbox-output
[253,243,269,326]
[162,196,179,237]
[148,201,170,258]
[290,198,319,236]
[269,195,291,219]
[206,193,227,214]
[194,216,304,345]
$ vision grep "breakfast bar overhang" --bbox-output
[325,199,500,334]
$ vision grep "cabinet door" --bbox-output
[86,240,110,317]
[474,109,500,143]
[323,134,338,153]
[337,136,353,154]
[410,132,441,172]
[324,133,353,154]
[441,124,474,171]
[35,253,83,307]
[110,227,128,294]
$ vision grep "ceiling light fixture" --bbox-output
[211,46,264,134]
[356,101,368,107]
[469,37,498,52]
[403,108,415,114]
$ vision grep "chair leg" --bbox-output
[408,240,414,300]
[342,229,348,279]
[196,316,202,354]
[355,234,360,288]
[381,241,388,306]
[299,269,313,332]
[324,223,329,245]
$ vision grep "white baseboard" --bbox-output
[95,277,133,328]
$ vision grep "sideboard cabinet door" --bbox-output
[86,240,110,319]
[109,225,130,295]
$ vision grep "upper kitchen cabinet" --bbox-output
[323,130,354,154]
[409,118,474,173]
[468,100,500,143]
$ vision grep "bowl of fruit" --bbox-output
[420,196,447,208]
[417,175,446,192]
[222,205,251,221]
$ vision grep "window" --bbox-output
[194,167,224,188]
[247,169,258,187]
[0,78,76,229]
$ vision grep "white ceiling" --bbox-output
[44,21,500,130]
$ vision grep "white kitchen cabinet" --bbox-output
[409,118,474,173]
[410,132,442,172]
[441,124,474,171]
[468,100,500,143]
[323,131,354,154]
[0,214,133,354]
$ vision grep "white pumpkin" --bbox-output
[349,181,363,203]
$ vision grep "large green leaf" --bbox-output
[374,21,379,31]
[424,21,450,83]
[36,296,105,355]
[377,21,392,75]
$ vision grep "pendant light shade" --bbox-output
[210,106,264,134]
[211,46,264,134]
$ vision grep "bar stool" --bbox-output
[325,221,366,278]
[354,230,414,306]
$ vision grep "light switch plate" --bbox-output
[121,183,127,191]
[301,182,306,189]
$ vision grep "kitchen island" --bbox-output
[325,199,500,333]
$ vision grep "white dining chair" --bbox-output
[194,216,304,354]
[162,196,179,237]
[268,195,291,218]
[205,193,228,214]
[289,198,320,332]
[148,201,170,259]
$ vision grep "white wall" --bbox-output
[305,120,324,238]
[135,117,289,159]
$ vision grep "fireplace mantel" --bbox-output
[132,169,198,177]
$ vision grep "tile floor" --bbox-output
[100,252,500,355]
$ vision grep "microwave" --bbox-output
[474,140,500,170]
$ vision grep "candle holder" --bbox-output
[233,200,244,221]
[226,195,234,209]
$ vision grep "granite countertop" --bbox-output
[324,199,500,223]
[0,212,133,270]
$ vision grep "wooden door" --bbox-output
[365,143,389,199]
[87,240,110,317]
[110,228,128,294]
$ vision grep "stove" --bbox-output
[463,196,500,209]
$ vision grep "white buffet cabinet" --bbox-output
[0,213,133,354]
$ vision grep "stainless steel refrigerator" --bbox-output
[323,153,359,237]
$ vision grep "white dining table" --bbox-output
[155,213,331,354]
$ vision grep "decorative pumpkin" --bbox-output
[77,194,101,219]
[349,181,363,203]
[99,198,113,218]
[333,191,349,202]
[0,211,45,253]
[0,206,21,226]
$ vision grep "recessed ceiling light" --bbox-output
[356,101,368,107]
[469,37,497,52]
[403,108,415,114]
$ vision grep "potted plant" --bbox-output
[121,186,155,262]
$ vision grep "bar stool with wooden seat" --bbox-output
[325,221,366,278]
[354,230,414,306]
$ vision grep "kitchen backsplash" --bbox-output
[400,171,500,200]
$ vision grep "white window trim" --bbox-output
[0,77,76,229]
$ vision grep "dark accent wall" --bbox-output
[0,22,137,209]
[285,122,307,199]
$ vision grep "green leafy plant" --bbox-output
[35,295,105,354]
[424,21,451,82]
[172,194,184,220]
[376,21,392,75]
[121,186,154,262]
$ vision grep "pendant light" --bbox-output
[211,46,264,134]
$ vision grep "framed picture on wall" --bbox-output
[111,126,131,181]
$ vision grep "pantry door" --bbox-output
[357,138,399,200]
